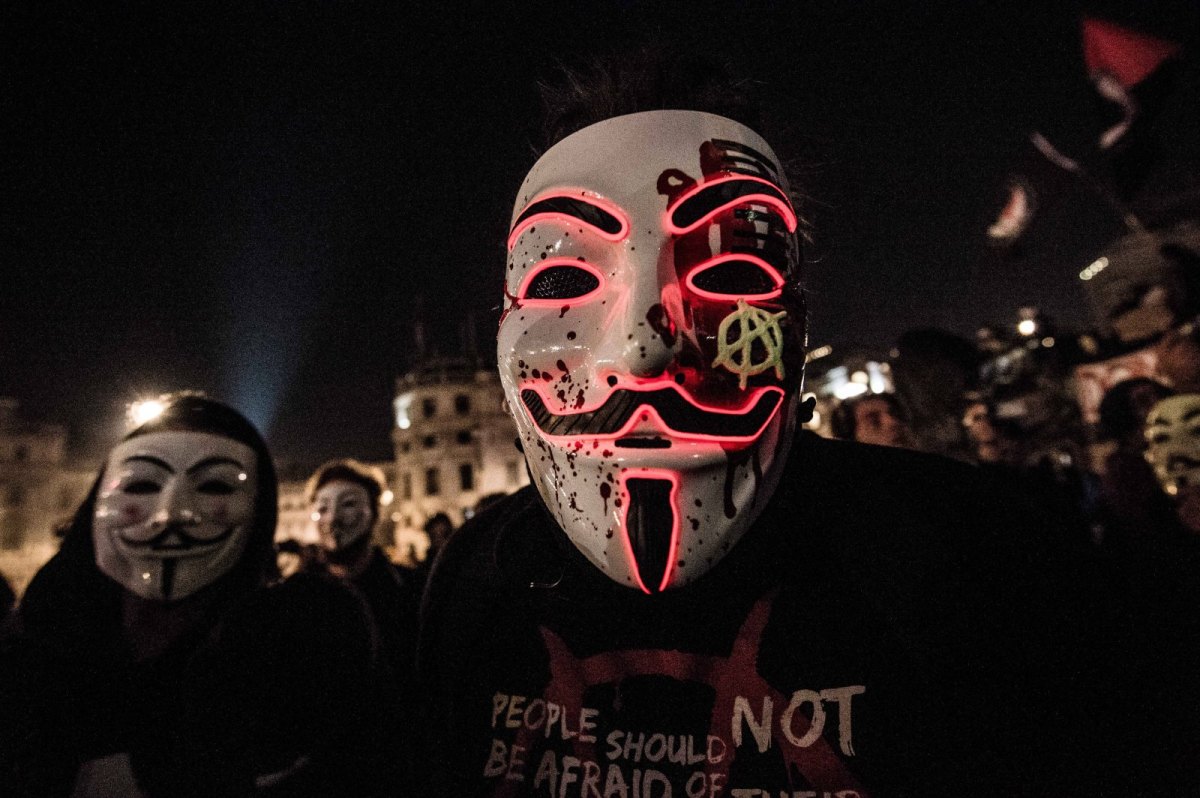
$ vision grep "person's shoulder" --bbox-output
[792,431,996,513]
[429,486,542,583]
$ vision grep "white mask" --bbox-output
[311,480,374,550]
[93,430,258,601]
[499,110,806,592]
[1145,394,1200,496]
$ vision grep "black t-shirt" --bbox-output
[417,432,1160,796]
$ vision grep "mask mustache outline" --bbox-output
[116,522,240,554]
[519,380,784,441]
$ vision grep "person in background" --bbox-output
[1144,394,1200,536]
[1118,394,1200,784]
[0,393,391,797]
[829,392,913,448]
[1156,320,1200,393]
[410,511,454,591]
[961,399,1021,465]
[1097,377,1176,551]
[305,458,420,689]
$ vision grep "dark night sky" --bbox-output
[3,1,1198,473]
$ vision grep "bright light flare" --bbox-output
[1017,319,1038,336]
[834,382,869,400]
[128,399,166,427]
[1079,257,1109,281]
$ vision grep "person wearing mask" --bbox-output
[416,54,1143,795]
[0,393,390,796]
[305,459,420,689]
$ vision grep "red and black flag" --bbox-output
[1083,17,1181,150]
[986,16,1184,246]
[1082,17,1182,196]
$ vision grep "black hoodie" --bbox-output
[1,395,396,797]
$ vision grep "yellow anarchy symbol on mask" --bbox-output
[712,299,788,389]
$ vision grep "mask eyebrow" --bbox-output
[123,455,175,473]
[665,174,797,236]
[508,192,629,251]
[185,456,245,475]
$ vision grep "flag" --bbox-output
[986,134,1078,246]
[1082,17,1181,150]
[1083,17,1182,198]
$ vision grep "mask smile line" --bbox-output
[117,523,239,552]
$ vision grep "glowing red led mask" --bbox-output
[499,111,806,592]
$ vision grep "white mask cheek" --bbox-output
[164,527,251,601]
[92,480,156,598]
[162,474,259,599]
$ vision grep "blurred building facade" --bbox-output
[0,398,93,594]
[390,357,526,560]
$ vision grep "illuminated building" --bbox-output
[0,398,93,594]
[391,357,527,559]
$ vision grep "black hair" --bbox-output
[535,45,811,246]
[304,458,385,525]
[1098,378,1174,440]
[423,512,453,535]
[539,46,770,154]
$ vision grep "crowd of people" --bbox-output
[829,356,1200,554]
[2,53,1199,797]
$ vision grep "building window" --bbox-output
[422,435,438,449]
[422,397,437,418]
[459,463,475,492]
[401,472,413,500]
[454,394,471,415]
[506,461,520,485]
[455,429,473,445]
[425,468,440,496]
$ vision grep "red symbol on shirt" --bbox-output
[493,594,868,795]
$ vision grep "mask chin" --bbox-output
[521,391,798,593]
[327,534,371,565]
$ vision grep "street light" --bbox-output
[128,398,166,428]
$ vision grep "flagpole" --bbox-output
[1030,132,1145,234]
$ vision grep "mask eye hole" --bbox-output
[686,254,784,300]
[197,480,236,496]
[124,480,161,495]
[518,260,604,303]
